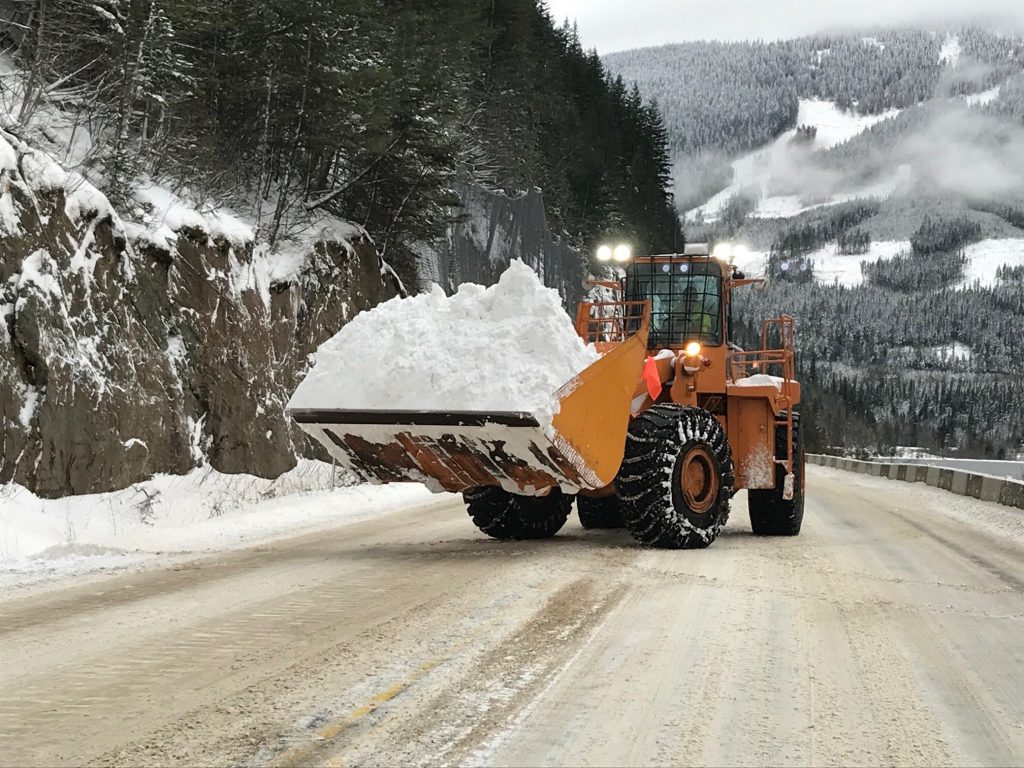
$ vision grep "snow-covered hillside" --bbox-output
[687,100,902,223]
[733,238,1024,289]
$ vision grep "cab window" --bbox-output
[626,260,723,347]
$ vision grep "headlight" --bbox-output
[613,244,632,263]
[712,242,733,260]
[596,245,613,262]
[685,341,702,357]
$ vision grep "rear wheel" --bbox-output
[464,487,572,540]
[617,405,734,549]
[748,413,804,536]
[577,495,625,529]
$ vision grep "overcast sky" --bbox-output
[545,0,1024,53]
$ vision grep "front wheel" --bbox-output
[464,487,572,540]
[617,405,734,549]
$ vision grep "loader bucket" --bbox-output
[289,328,648,495]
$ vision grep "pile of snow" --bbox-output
[733,374,785,389]
[687,100,902,223]
[0,461,436,588]
[288,260,599,428]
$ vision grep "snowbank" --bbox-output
[0,461,437,587]
[288,260,599,427]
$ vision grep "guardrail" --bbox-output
[807,454,1024,511]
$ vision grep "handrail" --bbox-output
[575,300,651,346]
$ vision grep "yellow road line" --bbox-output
[269,659,441,768]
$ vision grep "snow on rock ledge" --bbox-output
[289,260,599,427]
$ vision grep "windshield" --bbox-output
[626,260,723,347]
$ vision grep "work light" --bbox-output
[712,242,733,260]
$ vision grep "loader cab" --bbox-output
[625,255,724,350]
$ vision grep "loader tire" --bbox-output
[748,413,804,536]
[464,487,572,540]
[617,405,734,549]
[577,495,625,529]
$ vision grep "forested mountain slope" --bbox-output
[607,29,1024,459]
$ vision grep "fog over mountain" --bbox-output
[548,0,1024,52]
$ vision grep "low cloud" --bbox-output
[896,104,1024,200]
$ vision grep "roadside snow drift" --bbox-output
[0,461,437,587]
[288,260,599,427]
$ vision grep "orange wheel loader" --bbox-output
[289,244,804,549]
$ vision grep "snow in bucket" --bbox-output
[288,260,600,428]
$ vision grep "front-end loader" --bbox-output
[289,244,804,549]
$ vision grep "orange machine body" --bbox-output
[574,254,801,494]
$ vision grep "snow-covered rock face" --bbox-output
[289,260,600,428]
[0,133,398,497]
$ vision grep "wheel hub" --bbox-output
[679,445,719,514]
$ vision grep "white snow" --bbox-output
[0,462,438,589]
[0,134,17,171]
[17,249,63,299]
[806,240,910,288]
[895,343,973,363]
[18,387,39,428]
[932,342,972,362]
[797,99,901,151]
[965,85,1001,107]
[0,187,20,235]
[734,239,1024,290]
[687,100,901,222]
[288,260,600,428]
[940,35,962,66]
[135,183,255,247]
[64,174,115,224]
[958,239,1024,289]
[729,240,910,288]
[20,149,68,191]
[733,374,784,389]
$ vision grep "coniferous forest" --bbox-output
[1,0,680,281]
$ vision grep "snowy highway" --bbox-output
[1,466,1023,767]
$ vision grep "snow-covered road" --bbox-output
[1,466,1023,767]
